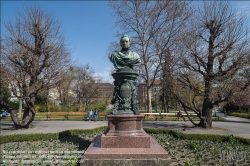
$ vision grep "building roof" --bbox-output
[138,80,161,85]
[95,83,114,87]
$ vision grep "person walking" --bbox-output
[94,109,99,121]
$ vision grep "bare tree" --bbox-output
[0,65,11,100]
[109,0,192,113]
[229,87,250,110]
[1,5,71,128]
[57,66,76,106]
[72,64,100,112]
[174,1,250,128]
[160,49,180,113]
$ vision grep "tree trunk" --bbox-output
[20,97,36,128]
[46,89,49,113]
[146,87,153,117]
[199,99,213,128]
[162,90,168,113]
[84,101,87,112]
[18,99,23,117]
[165,101,169,113]
[10,110,21,127]
[1,98,35,129]
[6,107,34,129]
[77,93,81,112]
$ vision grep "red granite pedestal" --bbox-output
[80,115,171,166]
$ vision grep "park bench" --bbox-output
[141,112,197,121]
[141,113,176,120]
[82,113,108,121]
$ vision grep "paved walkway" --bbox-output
[1,113,249,139]
[0,121,107,135]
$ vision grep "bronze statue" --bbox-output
[109,35,141,114]
[109,35,141,70]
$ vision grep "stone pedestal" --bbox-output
[80,115,171,166]
[102,115,150,148]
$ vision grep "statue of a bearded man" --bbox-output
[109,35,141,115]
[109,35,141,70]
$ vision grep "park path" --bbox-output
[1,114,249,138]
[0,121,107,136]
[143,113,250,139]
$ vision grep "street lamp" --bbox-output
[154,87,158,120]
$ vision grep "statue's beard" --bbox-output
[122,47,129,51]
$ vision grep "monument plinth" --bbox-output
[81,114,171,166]
[102,115,150,148]
[81,35,171,166]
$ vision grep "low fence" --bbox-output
[16,112,108,121]
[7,111,197,121]
[141,112,197,116]
[141,112,197,120]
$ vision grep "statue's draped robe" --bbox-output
[109,51,141,70]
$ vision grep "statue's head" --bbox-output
[120,35,130,50]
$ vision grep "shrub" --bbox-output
[73,104,85,112]
[144,128,250,145]
[39,105,47,112]
[34,105,41,112]
[89,101,108,112]
[0,133,59,144]
[1,127,249,145]
[8,100,20,110]
[53,105,62,112]
[61,105,74,112]
[228,112,250,119]
[0,126,107,144]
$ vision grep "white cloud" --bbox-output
[235,1,250,17]
[94,67,114,83]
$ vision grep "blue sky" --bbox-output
[1,1,250,83]
[1,1,117,82]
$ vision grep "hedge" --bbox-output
[228,112,250,119]
[0,126,107,144]
[1,126,249,145]
[143,128,250,145]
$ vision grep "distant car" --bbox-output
[0,111,8,118]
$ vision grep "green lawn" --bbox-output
[150,133,249,165]
[228,112,250,119]
[1,128,249,166]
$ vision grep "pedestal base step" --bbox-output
[81,158,172,166]
[80,135,171,166]
[101,131,151,148]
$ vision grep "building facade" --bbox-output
[137,80,161,110]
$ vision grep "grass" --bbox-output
[1,130,102,166]
[228,112,250,119]
[1,128,249,166]
[151,133,249,166]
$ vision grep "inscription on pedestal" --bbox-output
[120,82,131,98]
